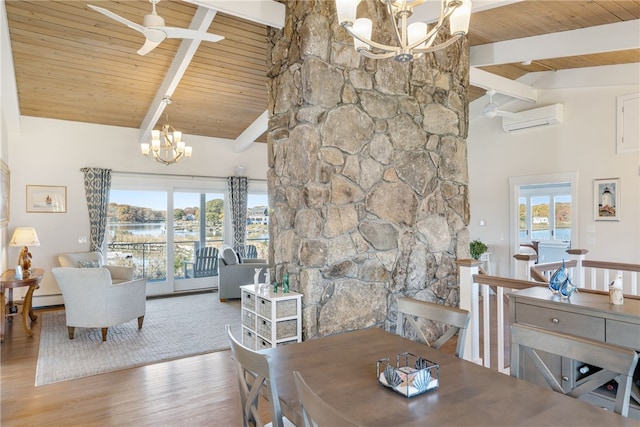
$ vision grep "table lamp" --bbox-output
[9,227,40,277]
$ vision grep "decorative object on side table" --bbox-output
[549,259,577,299]
[609,273,624,305]
[377,352,439,398]
[253,267,262,286]
[9,227,40,278]
[469,239,488,260]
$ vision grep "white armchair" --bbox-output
[51,266,147,342]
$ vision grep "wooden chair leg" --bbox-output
[138,315,144,329]
[101,327,108,342]
[67,326,75,340]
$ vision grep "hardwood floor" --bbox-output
[1,307,243,426]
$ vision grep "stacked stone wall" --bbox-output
[267,0,470,341]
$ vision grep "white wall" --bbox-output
[7,116,267,305]
[467,85,640,276]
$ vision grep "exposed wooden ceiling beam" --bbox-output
[138,6,218,144]
[471,20,640,67]
[470,67,537,102]
[185,0,286,29]
[234,110,267,152]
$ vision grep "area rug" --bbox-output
[35,293,241,386]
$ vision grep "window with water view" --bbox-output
[106,188,269,287]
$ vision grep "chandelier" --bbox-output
[335,0,472,62]
[140,97,193,165]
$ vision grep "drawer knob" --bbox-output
[561,376,569,382]
[551,318,559,324]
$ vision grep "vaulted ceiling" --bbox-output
[2,0,639,148]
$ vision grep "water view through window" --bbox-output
[107,189,268,284]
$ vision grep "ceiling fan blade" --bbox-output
[497,110,518,118]
[157,27,225,43]
[87,4,145,33]
[137,29,166,55]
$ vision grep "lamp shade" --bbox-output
[9,227,41,247]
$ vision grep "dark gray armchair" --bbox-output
[218,248,267,301]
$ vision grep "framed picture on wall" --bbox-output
[0,161,9,227]
[593,178,620,221]
[26,185,67,213]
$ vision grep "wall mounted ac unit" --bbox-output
[502,104,564,132]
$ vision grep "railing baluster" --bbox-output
[482,284,491,369]
[496,286,508,375]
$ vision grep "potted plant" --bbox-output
[470,239,488,260]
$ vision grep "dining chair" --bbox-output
[293,371,364,427]
[226,325,295,427]
[396,297,470,358]
[510,323,639,417]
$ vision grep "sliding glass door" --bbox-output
[106,174,269,296]
[172,191,225,291]
[107,190,168,281]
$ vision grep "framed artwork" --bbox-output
[0,161,9,227]
[593,178,620,221]
[26,185,67,213]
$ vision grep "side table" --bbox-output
[1,268,43,342]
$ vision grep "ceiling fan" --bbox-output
[88,0,224,56]
[483,89,517,119]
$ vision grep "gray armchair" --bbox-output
[218,248,267,301]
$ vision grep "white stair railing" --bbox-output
[458,254,639,376]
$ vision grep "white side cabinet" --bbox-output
[240,284,302,351]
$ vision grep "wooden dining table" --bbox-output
[262,328,637,426]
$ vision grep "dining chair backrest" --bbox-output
[396,297,470,358]
[293,371,364,427]
[510,323,639,417]
[226,325,294,427]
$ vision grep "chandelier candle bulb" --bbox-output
[450,0,472,35]
[353,18,372,51]
[336,0,361,25]
[408,22,428,48]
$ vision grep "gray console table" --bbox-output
[509,286,640,419]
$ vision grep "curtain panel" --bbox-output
[81,167,112,254]
[227,176,248,257]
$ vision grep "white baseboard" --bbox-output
[32,294,64,308]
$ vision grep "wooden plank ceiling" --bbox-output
[4,0,640,144]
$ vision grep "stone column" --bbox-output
[267,1,470,341]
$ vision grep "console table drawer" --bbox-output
[515,302,605,340]
[607,319,640,349]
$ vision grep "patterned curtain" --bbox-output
[81,167,112,254]
[228,176,248,257]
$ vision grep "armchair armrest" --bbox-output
[241,258,267,264]
[104,265,134,283]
